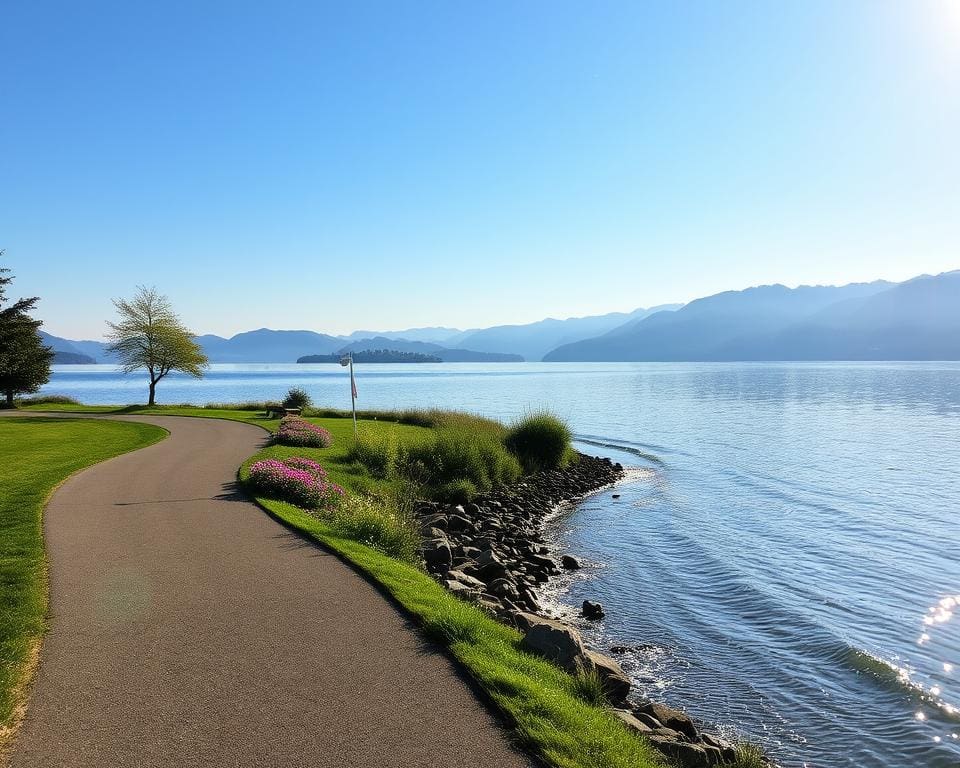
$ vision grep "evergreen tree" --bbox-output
[0,253,54,407]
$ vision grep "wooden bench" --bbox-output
[265,406,302,418]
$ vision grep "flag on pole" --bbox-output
[351,374,358,399]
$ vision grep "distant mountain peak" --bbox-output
[544,272,958,362]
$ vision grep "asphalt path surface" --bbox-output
[6,414,529,768]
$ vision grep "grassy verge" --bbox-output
[0,417,167,753]
[232,412,670,767]
[240,481,666,768]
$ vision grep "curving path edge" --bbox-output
[7,414,530,768]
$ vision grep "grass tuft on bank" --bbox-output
[505,410,575,474]
[0,417,167,752]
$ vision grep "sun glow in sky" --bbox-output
[2,1,958,339]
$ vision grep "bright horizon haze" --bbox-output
[2,1,959,339]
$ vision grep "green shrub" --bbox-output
[282,387,312,410]
[304,407,434,425]
[505,410,573,474]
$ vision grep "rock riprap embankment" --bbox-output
[416,453,623,619]
[415,453,744,767]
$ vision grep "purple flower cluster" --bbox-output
[248,456,345,509]
[275,416,334,448]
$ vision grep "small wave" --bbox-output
[574,436,666,465]
[846,647,920,692]
[844,647,960,720]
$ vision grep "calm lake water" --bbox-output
[41,362,960,767]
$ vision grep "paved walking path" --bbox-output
[8,415,529,768]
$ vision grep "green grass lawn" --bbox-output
[0,417,167,750]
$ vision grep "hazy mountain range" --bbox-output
[546,270,960,361]
[40,306,679,363]
[440,305,682,362]
[40,270,960,363]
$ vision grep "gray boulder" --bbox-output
[447,569,486,590]
[583,650,631,703]
[475,550,511,582]
[635,701,698,740]
[488,578,520,600]
[647,737,711,767]
[476,593,504,614]
[611,709,653,735]
[519,614,587,671]
[443,580,480,599]
[421,537,452,568]
[701,733,737,763]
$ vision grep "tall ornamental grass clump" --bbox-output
[248,457,344,509]
[275,416,333,448]
[404,428,521,501]
[388,413,520,501]
[504,410,573,473]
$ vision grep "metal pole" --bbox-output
[349,355,357,440]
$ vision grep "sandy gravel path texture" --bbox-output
[8,414,530,768]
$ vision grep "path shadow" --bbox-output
[115,481,250,506]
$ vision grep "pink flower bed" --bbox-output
[275,416,333,448]
[248,456,345,509]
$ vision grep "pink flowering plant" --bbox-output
[274,416,334,448]
[248,456,345,509]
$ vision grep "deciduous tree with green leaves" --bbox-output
[107,286,208,405]
[0,253,54,407]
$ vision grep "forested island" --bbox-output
[297,349,441,363]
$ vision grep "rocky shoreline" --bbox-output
[415,452,748,768]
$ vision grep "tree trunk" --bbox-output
[4,390,13,408]
[148,379,156,406]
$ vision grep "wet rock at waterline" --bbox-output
[582,599,605,619]
[614,700,740,766]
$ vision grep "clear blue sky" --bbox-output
[2,1,958,339]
